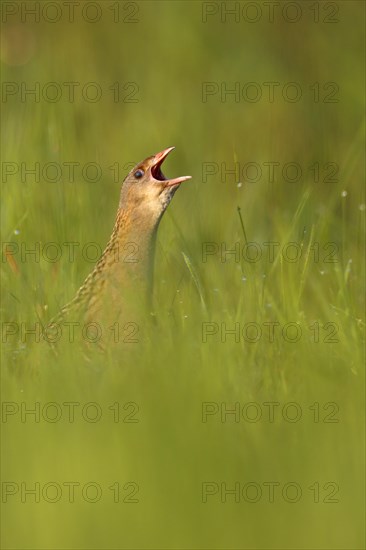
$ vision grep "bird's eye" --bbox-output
[134,169,144,179]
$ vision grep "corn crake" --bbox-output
[46,147,191,347]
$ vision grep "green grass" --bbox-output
[1,2,365,548]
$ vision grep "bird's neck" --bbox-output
[104,206,162,300]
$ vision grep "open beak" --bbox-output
[151,147,192,187]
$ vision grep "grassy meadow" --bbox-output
[1,1,365,548]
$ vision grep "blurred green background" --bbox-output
[1,1,365,548]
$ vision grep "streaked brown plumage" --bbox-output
[48,147,191,338]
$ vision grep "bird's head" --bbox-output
[119,147,191,221]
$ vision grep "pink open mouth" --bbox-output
[151,147,192,187]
